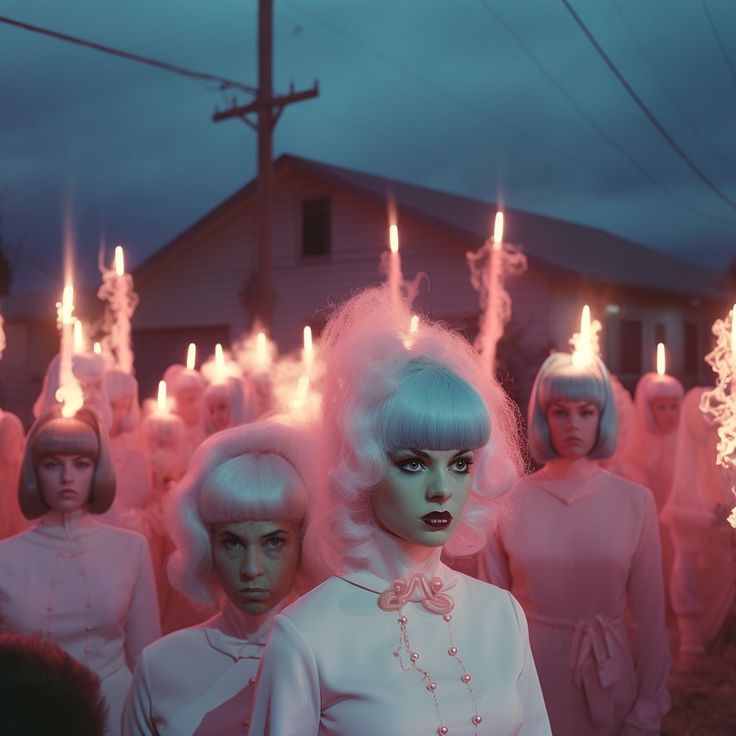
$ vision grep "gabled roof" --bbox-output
[280,154,725,300]
[138,153,726,300]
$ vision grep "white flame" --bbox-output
[215,343,225,379]
[73,320,84,353]
[409,315,419,335]
[93,341,102,355]
[656,342,666,375]
[114,245,125,277]
[303,326,314,374]
[389,224,399,254]
[61,284,74,325]
[570,305,601,368]
[157,380,168,413]
[492,211,504,250]
[186,343,197,371]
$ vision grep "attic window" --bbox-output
[301,198,331,257]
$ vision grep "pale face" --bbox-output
[110,395,133,435]
[211,519,301,615]
[371,448,475,548]
[78,376,105,414]
[650,396,680,434]
[207,396,231,433]
[546,400,600,459]
[38,454,95,513]
[175,387,202,426]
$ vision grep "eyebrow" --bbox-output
[404,448,473,458]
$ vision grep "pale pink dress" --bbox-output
[0,511,161,735]
[122,597,293,735]
[480,466,670,736]
[662,387,736,652]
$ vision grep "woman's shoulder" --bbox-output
[596,469,657,504]
[89,518,149,546]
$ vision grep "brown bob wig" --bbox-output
[18,407,116,520]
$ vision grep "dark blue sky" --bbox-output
[2,0,736,294]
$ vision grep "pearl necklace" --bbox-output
[379,575,483,735]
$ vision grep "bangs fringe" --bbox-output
[537,370,607,411]
[376,360,490,451]
[198,453,307,524]
[31,422,99,461]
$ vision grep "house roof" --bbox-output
[137,153,727,301]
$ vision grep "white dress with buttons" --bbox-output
[0,511,161,736]
[122,600,287,735]
[248,553,551,736]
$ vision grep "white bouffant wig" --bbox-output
[202,376,256,436]
[165,419,312,605]
[309,286,524,574]
[527,352,618,464]
[634,371,684,433]
[104,369,142,433]
[33,353,113,431]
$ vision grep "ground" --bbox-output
[662,614,736,735]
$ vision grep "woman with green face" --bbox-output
[122,419,310,736]
[248,287,551,736]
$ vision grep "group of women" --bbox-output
[0,284,728,735]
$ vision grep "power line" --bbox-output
[611,0,736,174]
[699,0,736,88]
[559,0,736,211]
[480,0,725,224]
[0,15,256,94]
[280,0,612,181]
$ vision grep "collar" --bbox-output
[203,595,294,661]
[531,464,608,505]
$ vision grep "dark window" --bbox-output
[655,322,666,344]
[301,199,331,257]
[620,319,642,374]
[684,322,698,375]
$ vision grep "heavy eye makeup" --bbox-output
[389,450,475,475]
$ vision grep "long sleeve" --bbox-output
[508,594,553,735]
[122,653,156,736]
[624,492,671,731]
[248,615,321,736]
[124,537,161,670]
[478,522,512,590]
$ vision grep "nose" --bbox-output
[60,460,74,484]
[240,546,264,580]
[426,468,453,504]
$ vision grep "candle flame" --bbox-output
[114,245,125,277]
[389,224,399,254]
[570,304,601,368]
[303,326,313,355]
[186,343,196,371]
[93,341,102,355]
[215,343,225,378]
[157,380,168,413]
[409,315,419,335]
[73,320,83,353]
[61,284,74,325]
[492,211,504,249]
[656,343,666,375]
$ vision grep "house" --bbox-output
[1,154,728,424]
[131,154,729,406]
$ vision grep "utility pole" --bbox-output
[213,0,318,332]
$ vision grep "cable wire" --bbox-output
[560,0,736,211]
[699,0,736,88]
[0,15,256,94]
[480,0,725,224]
